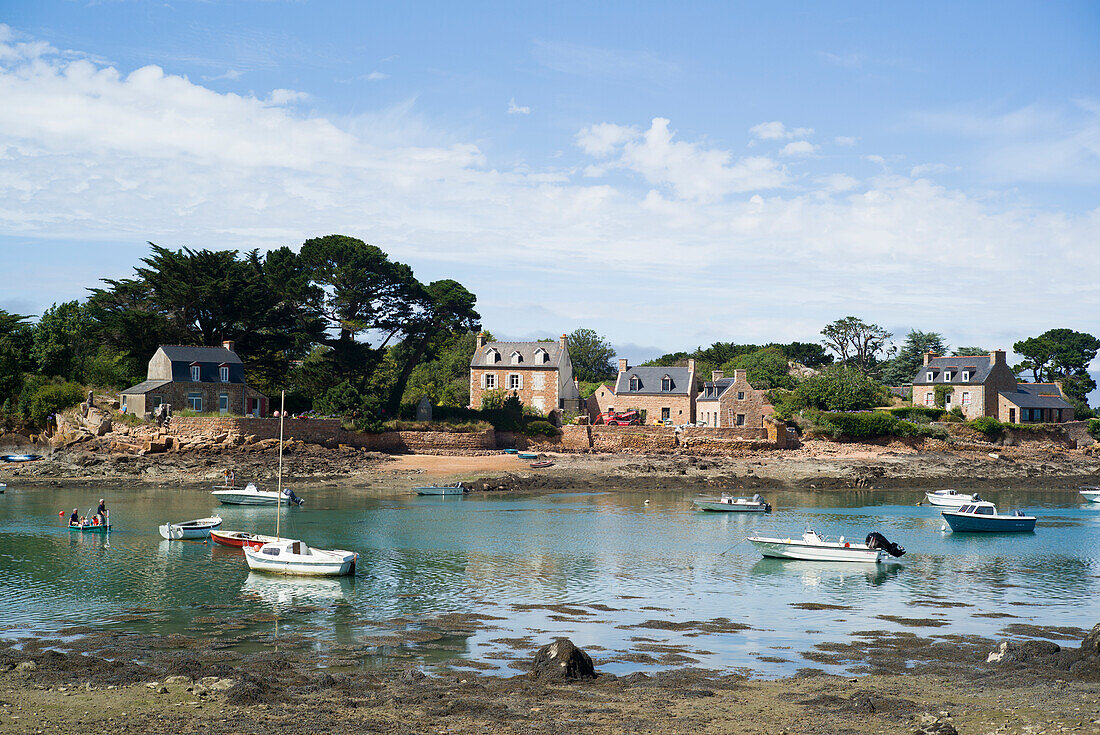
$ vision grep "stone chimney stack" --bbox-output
[712,370,724,381]
[990,350,1006,366]
[222,339,235,352]
[618,358,629,373]
[687,359,696,373]
[734,369,748,383]
[476,333,484,349]
[560,333,567,349]
[923,351,933,366]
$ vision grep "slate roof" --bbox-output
[998,384,1073,409]
[120,379,172,395]
[697,378,734,401]
[912,355,993,385]
[160,345,242,365]
[470,341,564,368]
[615,366,694,396]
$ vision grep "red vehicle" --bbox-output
[597,410,640,426]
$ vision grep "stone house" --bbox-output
[695,369,775,428]
[589,358,697,424]
[120,341,268,417]
[468,334,584,414]
[910,350,1073,423]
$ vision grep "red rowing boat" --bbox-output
[210,530,279,550]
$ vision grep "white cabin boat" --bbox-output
[747,529,887,563]
[159,515,222,540]
[693,494,771,512]
[924,489,980,508]
[212,483,304,506]
[244,539,357,577]
[1079,487,1100,503]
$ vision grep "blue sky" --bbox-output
[1,2,1099,388]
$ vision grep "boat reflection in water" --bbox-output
[241,571,354,608]
[749,557,902,588]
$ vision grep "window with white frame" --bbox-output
[484,373,497,389]
[534,348,549,364]
[510,351,523,364]
[219,393,229,413]
[187,392,202,411]
[926,372,934,382]
[943,370,953,381]
[219,366,229,382]
[508,373,522,390]
[190,365,201,381]
[661,375,672,391]
[737,391,745,400]
[924,392,934,405]
[486,348,501,363]
[629,375,640,391]
[962,370,970,381]
[961,392,971,405]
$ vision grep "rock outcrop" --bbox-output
[530,638,596,681]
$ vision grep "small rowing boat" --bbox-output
[530,460,554,469]
[416,484,466,496]
[159,515,223,540]
[693,494,771,512]
[503,449,518,454]
[70,515,110,533]
[517,452,538,460]
[1,454,42,463]
[211,530,279,549]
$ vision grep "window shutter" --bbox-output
[481,373,487,389]
[518,374,523,389]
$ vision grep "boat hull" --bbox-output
[70,523,110,533]
[415,487,465,496]
[1080,490,1100,503]
[748,538,885,563]
[159,518,222,540]
[924,492,976,508]
[244,547,357,577]
[693,499,769,512]
[211,530,278,549]
[212,490,296,506]
[941,512,1036,532]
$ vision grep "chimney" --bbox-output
[922,351,933,366]
[560,333,567,349]
[222,339,235,352]
[990,350,1005,366]
[687,358,696,373]
[573,377,579,388]
[712,370,724,381]
[618,358,628,373]
[734,369,748,383]
[476,332,484,349]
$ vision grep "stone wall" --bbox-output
[591,425,679,452]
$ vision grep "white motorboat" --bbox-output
[693,493,771,512]
[747,529,897,563]
[244,539,357,576]
[159,515,222,540]
[212,482,304,506]
[1079,487,1100,503]
[924,489,981,508]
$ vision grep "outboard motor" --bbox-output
[865,531,905,557]
[284,488,304,507]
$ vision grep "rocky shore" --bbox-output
[2,621,1099,734]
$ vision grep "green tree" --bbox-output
[953,346,988,356]
[775,342,833,369]
[821,316,894,374]
[567,328,617,382]
[723,347,793,389]
[402,331,480,408]
[0,310,33,402]
[790,363,890,412]
[1013,328,1100,404]
[879,330,947,386]
[30,301,95,381]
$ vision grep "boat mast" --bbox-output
[276,390,285,541]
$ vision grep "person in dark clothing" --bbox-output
[97,499,107,523]
[69,508,80,525]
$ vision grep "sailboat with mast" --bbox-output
[243,391,358,577]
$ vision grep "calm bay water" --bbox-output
[1,482,1098,677]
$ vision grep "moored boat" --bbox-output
[244,539,357,577]
[941,502,1036,532]
[211,530,280,549]
[748,529,905,563]
[416,484,466,496]
[1,454,42,463]
[503,449,518,454]
[1079,487,1100,503]
[69,514,110,533]
[159,515,223,540]
[924,489,981,508]
[693,493,771,512]
[517,452,538,460]
[212,482,304,506]
[530,460,554,468]
[0,483,6,494]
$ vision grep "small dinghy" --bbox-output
[530,460,554,469]
[244,539,358,577]
[941,502,1036,532]
[159,515,223,540]
[924,489,981,508]
[210,530,279,549]
[1079,486,1100,503]
[1,454,42,463]
[416,483,466,496]
[748,529,905,563]
[517,452,538,460]
[212,482,304,506]
[70,515,110,533]
[503,449,518,455]
[693,493,771,512]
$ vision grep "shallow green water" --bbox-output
[1,482,1097,676]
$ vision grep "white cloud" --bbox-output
[750,121,814,140]
[202,69,243,82]
[1,28,1098,350]
[910,162,956,177]
[507,98,530,115]
[863,154,887,166]
[835,135,858,146]
[577,118,787,201]
[365,71,389,81]
[780,140,818,157]
[266,88,309,105]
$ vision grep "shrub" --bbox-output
[1088,419,1100,440]
[895,420,947,439]
[791,364,890,412]
[947,407,965,422]
[888,406,947,422]
[523,420,560,438]
[814,411,898,439]
[26,381,85,425]
[933,385,954,409]
[970,416,1004,437]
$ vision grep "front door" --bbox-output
[219,393,229,414]
[1009,408,1015,423]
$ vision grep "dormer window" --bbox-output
[485,348,501,363]
[662,375,672,391]
[190,364,201,381]
[219,366,229,382]
[962,370,970,382]
[629,375,640,391]
[926,372,934,382]
[944,370,954,382]
[534,348,550,364]
[510,351,523,365]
